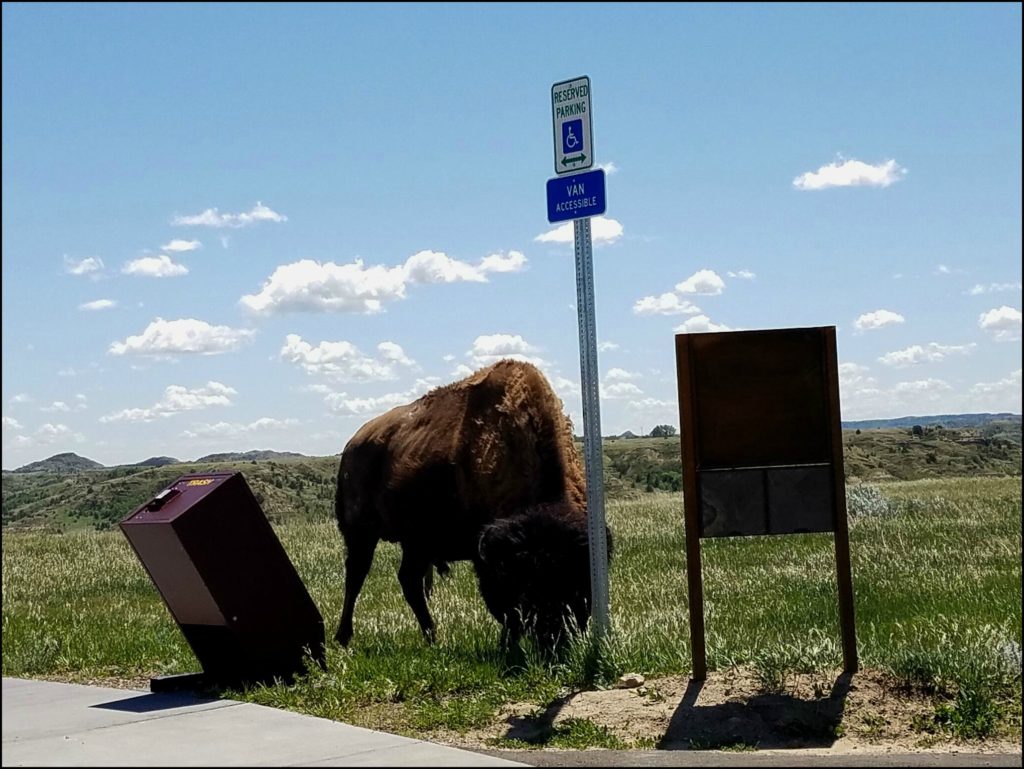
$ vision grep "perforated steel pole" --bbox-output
[573,216,610,639]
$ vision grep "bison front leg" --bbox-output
[398,548,436,643]
[336,531,379,647]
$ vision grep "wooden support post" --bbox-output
[823,328,858,673]
[675,334,707,681]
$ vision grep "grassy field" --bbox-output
[2,476,1020,748]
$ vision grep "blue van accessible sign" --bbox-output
[546,169,607,223]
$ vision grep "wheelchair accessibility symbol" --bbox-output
[562,119,583,154]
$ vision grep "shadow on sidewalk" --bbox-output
[92,690,221,714]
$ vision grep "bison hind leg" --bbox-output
[424,560,453,601]
[336,529,380,647]
[398,547,437,643]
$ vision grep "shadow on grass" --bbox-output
[656,672,853,750]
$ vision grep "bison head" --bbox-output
[473,503,613,650]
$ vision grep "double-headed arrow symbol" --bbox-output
[561,153,587,168]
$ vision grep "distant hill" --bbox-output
[193,450,309,463]
[12,453,104,474]
[842,413,1021,430]
[127,456,180,468]
[3,420,1020,531]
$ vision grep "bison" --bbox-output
[333,358,610,648]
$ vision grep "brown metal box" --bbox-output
[120,472,325,684]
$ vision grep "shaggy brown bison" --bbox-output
[333,358,610,648]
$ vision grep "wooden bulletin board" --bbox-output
[674,326,857,680]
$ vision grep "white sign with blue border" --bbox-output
[546,169,606,223]
[552,76,594,175]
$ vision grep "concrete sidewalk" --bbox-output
[1,678,525,767]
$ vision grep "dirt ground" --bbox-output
[40,667,1021,756]
[432,668,1022,756]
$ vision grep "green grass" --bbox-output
[3,477,1021,744]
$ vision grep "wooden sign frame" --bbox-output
[674,326,857,680]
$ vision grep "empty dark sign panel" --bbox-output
[683,327,836,537]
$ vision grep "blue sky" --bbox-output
[2,2,1021,469]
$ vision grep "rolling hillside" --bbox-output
[3,421,1020,532]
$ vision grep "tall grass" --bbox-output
[3,477,1020,742]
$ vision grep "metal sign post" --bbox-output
[547,75,609,639]
[574,216,610,639]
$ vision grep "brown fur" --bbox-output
[333,359,593,646]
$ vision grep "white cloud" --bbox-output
[8,394,32,405]
[324,379,437,418]
[64,256,104,276]
[838,362,878,391]
[601,382,643,399]
[605,368,639,382]
[793,157,907,190]
[840,370,956,421]
[534,216,624,245]
[109,318,254,357]
[854,309,905,332]
[878,343,975,367]
[241,259,407,315]
[6,422,86,449]
[674,315,732,334]
[478,250,527,274]
[122,255,189,278]
[626,397,677,412]
[968,369,1022,412]
[173,202,287,228]
[892,378,953,397]
[404,250,488,284]
[451,363,475,379]
[182,417,298,439]
[968,282,1022,296]
[377,341,415,367]
[552,376,581,398]
[2,416,23,431]
[466,334,545,368]
[58,367,78,377]
[598,341,619,352]
[633,292,702,316]
[442,353,456,362]
[279,334,416,381]
[240,248,523,316]
[99,381,237,423]
[161,239,202,252]
[41,401,71,413]
[978,306,1022,342]
[35,423,84,445]
[78,299,117,311]
[596,161,618,175]
[676,269,725,296]
[727,270,756,280]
